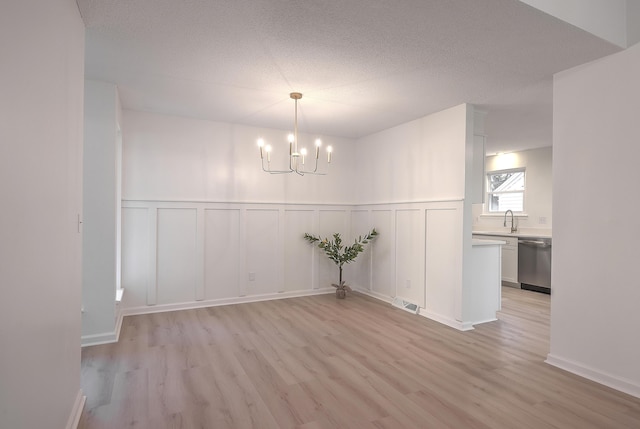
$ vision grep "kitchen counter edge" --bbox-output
[472,230,552,239]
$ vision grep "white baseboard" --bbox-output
[81,308,124,347]
[419,309,474,331]
[122,288,335,317]
[546,354,640,399]
[82,290,333,346]
[355,288,474,331]
[65,389,86,429]
[353,287,393,304]
[469,317,498,326]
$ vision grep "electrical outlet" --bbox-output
[539,217,547,225]
[405,279,411,289]
[248,272,256,281]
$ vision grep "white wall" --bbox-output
[473,146,553,231]
[82,80,123,345]
[0,1,85,428]
[629,1,640,48]
[549,42,640,397]
[123,110,356,204]
[355,105,467,204]
[520,0,630,47]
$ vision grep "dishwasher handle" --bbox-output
[519,239,551,248]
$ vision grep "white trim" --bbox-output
[470,317,499,325]
[546,354,640,399]
[122,198,465,207]
[122,288,335,316]
[65,389,86,429]
[81,308,124,347]
[486,166,525,176]
[418,309,475,331]
[355,287,475,331]
[354,287,394,304]
[81,330,117,346]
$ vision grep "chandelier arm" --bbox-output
[294,157,326,175]
[294,170,326,176]
[310,156,319,173]
[262,158,293,174]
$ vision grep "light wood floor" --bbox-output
[79,288,640,428]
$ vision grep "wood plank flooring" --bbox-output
[79,288,640,428]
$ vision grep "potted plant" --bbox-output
[304,228,378,298]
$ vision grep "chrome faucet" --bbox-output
[504,210,517,233]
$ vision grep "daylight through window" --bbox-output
[487,168,525,212]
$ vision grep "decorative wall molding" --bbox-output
[354,287,393,304]
[122,288,335,317]
[121,198,466,331]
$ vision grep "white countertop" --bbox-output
[472,229,552,239]
[472,238,506,246]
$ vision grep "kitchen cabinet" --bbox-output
[500,236,518,285]
[473,234,519,287]
[467,239,504,327]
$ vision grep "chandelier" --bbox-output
[257,92,332,175]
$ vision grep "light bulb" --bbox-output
[315,139,322,147]
[257,138,265,147]
[300,148,307,156]
[287,133,295,143]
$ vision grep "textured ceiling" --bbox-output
[78,0,620,153]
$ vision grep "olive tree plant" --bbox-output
[304,229,378,298]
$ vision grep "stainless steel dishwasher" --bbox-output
[518,238,552,294]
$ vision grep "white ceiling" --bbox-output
[77,0,620,153]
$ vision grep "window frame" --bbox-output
[486,167,526,214]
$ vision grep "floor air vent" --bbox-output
[391,297,420,314]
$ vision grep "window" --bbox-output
[487,168,525,212]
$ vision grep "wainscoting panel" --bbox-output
[395,209,425,307]
[204,209,241,300]
[371,210,394,298]
[245,209,280,296]
[156,208,198,305]
[284,210,314,292]
[121,207,149,308]
[425,207,462,324]
[346,210,373,291]
[120,200,464,321]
